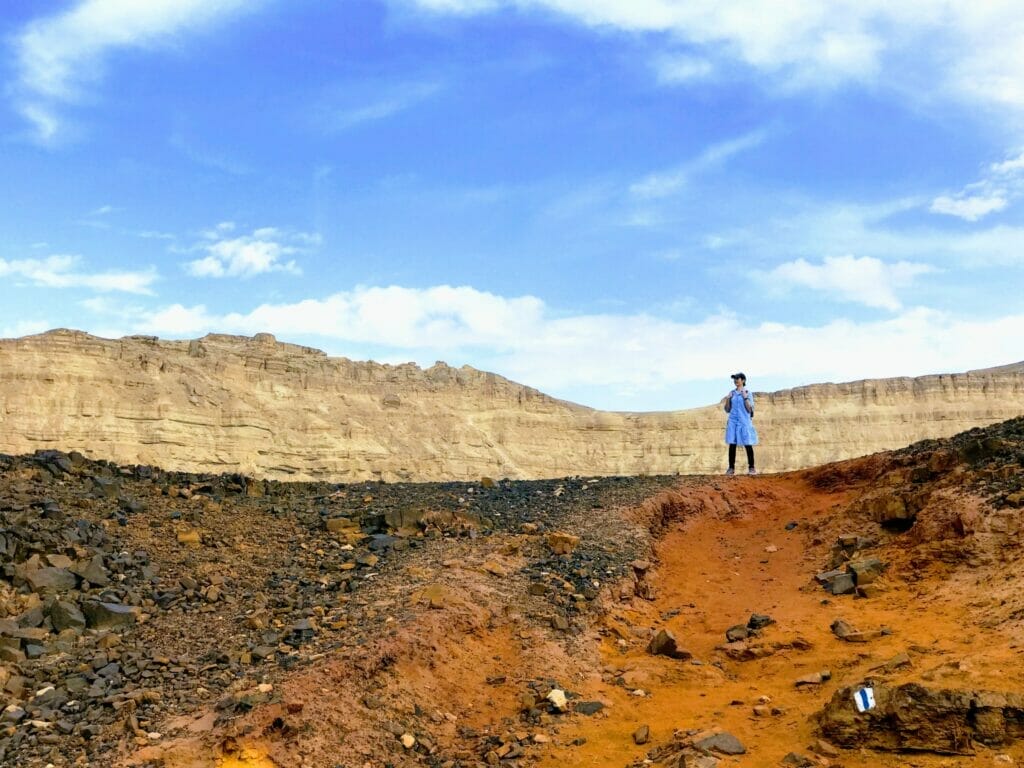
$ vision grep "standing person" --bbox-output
[722,372,758,475]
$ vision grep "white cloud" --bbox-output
[13,0,253,141]
[406,1,1024,111]
[763,255,933,310]
[630,129,766,199]
[0,255,157,294]
[183,226,315,278]
[929,194,1008,222]
[135,285,546,346]
[86,283,1024,409]
[991,151,1024,175]
[929,148,1024,221]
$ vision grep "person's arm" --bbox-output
[722,393,732,413]
[743,390,754,415]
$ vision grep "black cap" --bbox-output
[731,372,746,380]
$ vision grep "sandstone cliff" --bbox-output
[0,329,1021,481]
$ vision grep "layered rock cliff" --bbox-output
[0,329,1021,481]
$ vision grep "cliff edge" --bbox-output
[0,329,1021,481]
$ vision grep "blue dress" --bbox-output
[725,389,758,446]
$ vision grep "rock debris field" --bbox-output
[1,417,1024,767]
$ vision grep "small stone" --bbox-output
[49,601,86,632]
[747,613,775,630]
[633,724,650,745]
[795,670,831,687]
[828,572,856,595]
[71,555,109,586]
[648,628,692,660]
[546,689,568,713]
[25,567,77,593]
[830,618,873,642]
[847,557,885,585]
[725,624,750,642]
[82,601,138,629]
[177,530,201,545]
[781,752,813,767]
[45,554,74,569]
[326,517,358,533]
[695,731,745,755]
[355,553,379,568]
[812,738,840,757]
[547,532,580,555]
[871,652,912,673]
[400,733,416,749]
[483,561,507,577]
[575,701,604,716]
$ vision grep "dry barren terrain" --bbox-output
[2,418,1024,767]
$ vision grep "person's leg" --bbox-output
[745,445,755,474]
[728,444,737,471]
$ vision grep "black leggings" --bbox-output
[729,444,755,469]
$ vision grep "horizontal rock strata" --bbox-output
[0,329,1022,481]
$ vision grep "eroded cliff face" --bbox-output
[0,329,1021,481]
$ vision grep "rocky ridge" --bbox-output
[1,329,1023,482]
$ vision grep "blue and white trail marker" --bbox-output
[854,687,876,713]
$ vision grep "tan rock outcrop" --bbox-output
[0,329,1021,481]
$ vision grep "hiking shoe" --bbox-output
[748,467,757,475]
[725,467,735,476]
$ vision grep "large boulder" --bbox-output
[818,683,1024,753]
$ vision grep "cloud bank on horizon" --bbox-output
[2,0,1023,409]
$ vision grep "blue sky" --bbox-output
[2,0,1024,410]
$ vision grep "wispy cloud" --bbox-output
[407,1,1024,113]
[0,255,157,294]
[169,131,252,176]
[12,0,255,142]
[630,129,767,199]
[705,196,1024,269]
[930,149,1024,221]
[761,255,934,311]
[182,224,319,279]
[930,194,1008,222]
[0,320,51,339]
[653,54,714,84]
[314,81,443,132]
